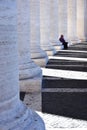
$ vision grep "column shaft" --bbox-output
[40,0,56,56]
[67,0,79,43]
[49,0,62,50]
[58,0,68,41]
[18,0,42,92]
[29,0,48,67]
[0,0,45,129]
[84,0,87,41]
[77,0,85,41]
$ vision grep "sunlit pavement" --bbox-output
[41,42,87,129]
[36,111,87,129]
[21,42,87,129]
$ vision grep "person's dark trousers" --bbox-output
[64,42,68,49]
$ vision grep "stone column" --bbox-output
[58,0,68,41]
[67,0,79,43]
[40,0,56,56]
[29,0,48,67]
[77,0,85,41]
[18,0,42,92]
[84,0,87,41]
[49,0,62,51]
[0,0,45,129]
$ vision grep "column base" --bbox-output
[69,37,80,44]
[53,45,63,51]
[20,74,42,92]
[31,49,48,67]
[32,57,48,67]
[45,49,56,56]
[0,101,45,130]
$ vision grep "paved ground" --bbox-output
[20,42,87,129]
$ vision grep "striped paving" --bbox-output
[42,42,87,121]
[20,42,87,129]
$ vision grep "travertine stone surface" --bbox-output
[40,0,56,56]
[49,0,62,51]
[0,0,45,130]
[29,0,48,67]
[84,0,87,41]
[77,0,85,41]
[18,0,42,92]
[58,0,68,41]
[67,0,79,43]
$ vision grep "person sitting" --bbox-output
[59,34,68,49]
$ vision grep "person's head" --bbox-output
[61,34,64,38]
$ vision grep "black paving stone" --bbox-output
[42,76,87,88]
[68,47,87,51]
[46,59,87,72]
[47,59,87,65]
[46,64,87,71]
[55,51,87,58]
[42,42,87,120]
[42,92,87,120]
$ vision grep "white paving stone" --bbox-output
[49,56,87,62]
[41,68,87,80]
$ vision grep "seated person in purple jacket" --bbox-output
[59,34,68,49]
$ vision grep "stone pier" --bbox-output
[58,0,68,41]
[0,0,45,129]
[29,0,48,67]
[49,0,62,51]
[18,0,42,92]
[67,0,79,43]
[40,0,56,56]
[77,0,85,41]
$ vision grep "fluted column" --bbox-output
[49,0,62,51]
[77,0,85,41]
[58,0,69,42]
[0,0,45,129]
[67,0,79,43]
[29,0,48,67]
[40,0,56,56]
[18,0,42,92]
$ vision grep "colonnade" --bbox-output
[0,0,87,129]
[18,0,87,92]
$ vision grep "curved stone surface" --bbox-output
[77,0,85,41]
[58,0,68,41]
[49,0,62,51]
[67,0,79,43]
[0,1,45,129]
[17,0,42,91]
[40,0,56,56]
[29,0,48,67]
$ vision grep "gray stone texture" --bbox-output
[67,0,79,43]
[49,0,62,51]
[77,0,85,41]
[58,0,68,41]
[0,0,45,129]
[17,0,42,92]
[40,0,56,56]
[29,0,48,67]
